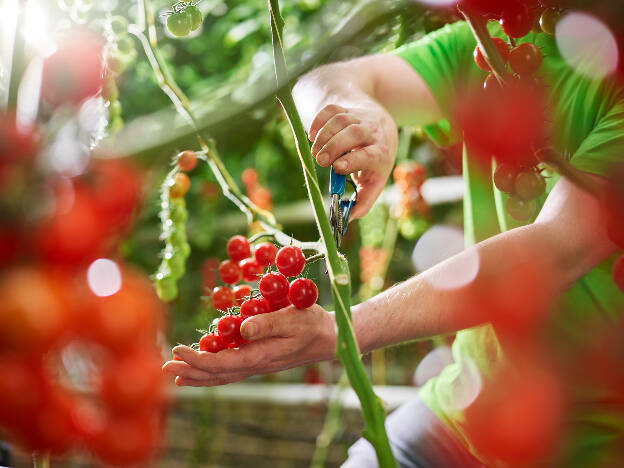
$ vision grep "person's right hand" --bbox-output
[162,304,336,387]
[307,102,398,219]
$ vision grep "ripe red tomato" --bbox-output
[0,356,47,425]
[275,245,306,277]
[483,73,502,92]
[0,267,71,352]
[89,414,159,467]
[201,257,219,291]
[227,235,251,261]
[268,295,291,312]
[26,391,77,455]
[500,1,533,38]
[0,112,39,162]
[241,168,258,187]
[218,259,241,284]
[177,150,197,172]
[233,284,251,306]
[89,158,142,233]
[473,37,510,72]
[36,181,108,266]
[41,33,105,107]
[240,297,270,318]
[254,242,277,267]
[613,256,624,293]
[199,333,227,353]
[217,315,244,347]
[240,258,263,282]
[87,268,162,351]
[288,278,318,309]
[458,0,503,17]
[509,43,543,75]
[259,272,289,301]
[99,349,163,413]
[212,286,234,311]
[493,163,519,194]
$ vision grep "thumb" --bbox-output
[241,311,290,341]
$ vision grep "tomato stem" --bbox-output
[268,0,397,466]
[32,453,49,468]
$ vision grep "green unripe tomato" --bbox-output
[156,275,178,301]
[186,5,203,30]
[506,195,536,222]
[169,229,187,250]
[540,8,561,36]
[110,15,129,36]
[167,11,192,37]
[170,199,188,224]
[515,171,546,201]
[102,75,118,102]
[166,253,186,279]
[117,35,135,55]
[399,217,428,240]
[179,242,191,258]
[108,100,122,119]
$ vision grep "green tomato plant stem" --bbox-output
[7,0,27,109]
[32,453,49,468]
[268,1,396,466]
[132,0,277,227]
[459,7,602,197]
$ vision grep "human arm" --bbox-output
[163,175,619,386]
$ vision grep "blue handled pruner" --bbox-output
[329,167,357,250]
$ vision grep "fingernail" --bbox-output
[242,321,258,339]
[317,152,328,166]
[334,160,347,172]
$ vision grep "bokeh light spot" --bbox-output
[414,346,454,387]
[556,12,619,80]
[87,259,122,297]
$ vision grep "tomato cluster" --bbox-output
[392,162,431,240]
[166,2,203,37]
[197,237,319,353]
[241,168,273,211]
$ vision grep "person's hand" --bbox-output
[162,305,336,387]
[308,102,398,219]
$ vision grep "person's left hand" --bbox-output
[162,305,336,386]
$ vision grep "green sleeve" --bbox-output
[570,96,624,177]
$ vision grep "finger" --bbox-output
[349,175,387,220]
[162,360,216,381]
[308,104,348,142]
[175,374,246,387]
[172,343,269,373]
[311,113,360,158]
[316,125,374,168]
[240,307,299,341]
[332,145,381,175]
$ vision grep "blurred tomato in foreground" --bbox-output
[464,357,566,467]
[456,80,547,168]
[42,32,105,107]
[0,112,39,162]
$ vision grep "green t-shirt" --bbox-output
[394,21,624,466]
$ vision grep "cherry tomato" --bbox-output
[0,226,24,267]
[288,278,318,309]
[241,168,258,187]
[483,73,502,93]
[227,235,251,261]
[218,259,241,285]
[0,111,39,162]
[89,414,159,467]
[98,348,163,413]
[500,1,533,38]
[0,267,71,353]
[240,258,263,282]
[276,245,306,277]
[41,32,104,107]
[212,286,234,311]
[506,195,536,222]
[254,242,277,267]
[268,295,291,312]
[37,181,108,266]
[459,0,503,17]
[233,284,251,306]
[509,43,543,76]
[0,355,47,425]
[240,297,270,318]
[186,5,203,30]
[217,315,244,347]
[493,163,519,194]
[87,268,162,352]
[166,11,192,37]
[201,257,219,291]
[177,150,197,172]
[199,333,227,353]
[613,256,624,293]
[259,272,289,301]
[515,170,545,200]
[90,158,142,232]
[473,37,510,72]
[27,391,76,455]
[539,8,560,36]
[169,172,190,199]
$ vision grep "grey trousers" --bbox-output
[342,396,486,468]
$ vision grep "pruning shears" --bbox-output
[329,166,357,250]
